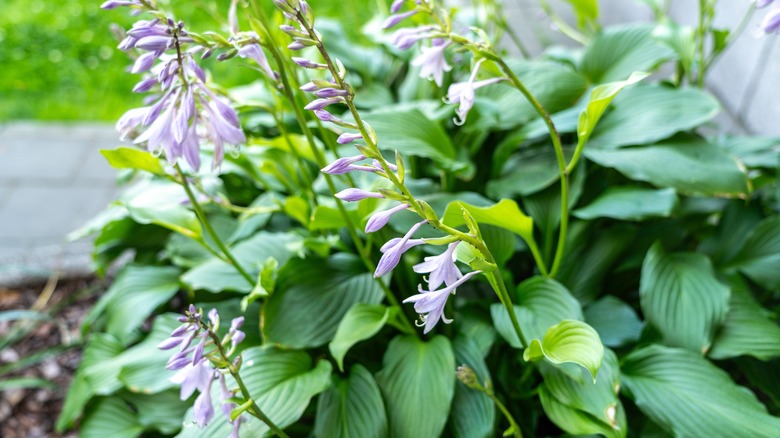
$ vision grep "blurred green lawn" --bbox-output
[0,0,377,121]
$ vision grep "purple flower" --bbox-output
[403,270,481,333]
[131,51,158,73]
[237,43,276,79]
[171,360,215,400]
[382,10,418,29]
[337,132,363,144]
[445,61,504,125]
[759,6,780,35]
[413,241,462,290]
[375,219,427,277]
[391,0,405,13]
[101,0,141,9]
[313,88,349,98]
[321,154,367,174]
[757,0,776,8]
[411,39,451,87]
[292,57,326,69]
[135,35,174,51]
[390,25,436,50]
[116,106,149,139]
[380,237,425,253]
[300,81,319,92]
[365,203,410,233]
[314,109,342,122]
[193,376,216,427]
[304,97,342,111]
[335,188,385,201]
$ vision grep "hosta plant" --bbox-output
[60,0,780,437]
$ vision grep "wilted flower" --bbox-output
[403,270,481,333]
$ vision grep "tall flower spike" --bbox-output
[413,241,462,290]
[403,270,482,333]
[375,219,427,277]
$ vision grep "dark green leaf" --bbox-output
[580,24,675,83]
[584,296,643,348]
[449,337,495,438]
[123,390,190,435]
[728,216,780,291]
[573,187,677,221]
[79,397,143,438]
[314,365,388,438]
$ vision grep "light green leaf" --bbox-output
[653,19,696,74]
[580,24,675,83]
[585,137,749,197]
[640,242,730,353]
[329,304,395,371]
[524,320,604,380]
[80,397,143,438]
[177,346,333,437]
[376,335,456,438]
[442,199,534,244]
[182,232,299,293]
[264,254,384,349]
[449,337,495,438]
[588,85,720,149]
[101,147,165,176]
[284,195,310,227]
[709,278,780,361]
[584,296,643,348]
[577,71,648,143]
[728,216,780,291]
[251,134,317,164]
[492,276,583,348]
[539,349,626,438]
[314,365,388,438]
[573,187,677,221]
[310,205,358,230]
[622,345,780,436]
[87,265,180,345]
[241,257,278,311]
[125,201,201,239]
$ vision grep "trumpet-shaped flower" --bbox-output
[445,60,504,125]
[412,39,451,86]
[403,270,481,333]
[413,241,462,290]
[375,219,426,277]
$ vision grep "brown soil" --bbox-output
[0,276,107,438]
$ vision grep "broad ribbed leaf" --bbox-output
[640,242,729,353]
[376,335,456,438]
[622,345,780,436]
[80,397,143,438]
[524,320,604,380]
[88,265,180,344]
[487,146,574,198]
[101,147,165,176]
[264,254,384,349]
[573,187,677,221]
[710,279,780,360]
[492,276,583,348]
[182,232,299,293]
[586,137,749,197]
[729,217,780,290]
[314,365,388,438]
[580,24,675,83]
[584,296,643,348]
[449,337,495,438]
[539,349,626,438]
[442,199,534,245]
[122,390,190,435]
[588,85,719,149]
[329,304,395,371]
[177,346,332,437]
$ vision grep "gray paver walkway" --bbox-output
[0,121,122,286]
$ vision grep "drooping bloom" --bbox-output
[411,39,452,87]
[413,241,462,290]
[374,219,426,277]
[403,270,481,333]
[445,60,505,125]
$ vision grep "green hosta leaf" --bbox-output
[728,216,780,291]
[640,242,730,353]
[449,337,495,438]
[314,365,388,438]
[586,137,749,197]
[584,296,643,348]
[264,254,384,349]
[251,134,317,164]
[376,335,456,438]
[79,397,143,438]
[122,390,190,435]
[709,278,780,361]
[182,232,299,293]
[524,320,604,380]
[622,345,780,436]
[101,147,165,176]
[573,187,677,221]
[310,205,360,231]
[329,304,397,371]
[580,24,675,83]
[564,0,598,28]
[87,265,180,344]
[487,146,574,198]
[125,197,201,239]
[177,347,332,437]
[442,199,534,245]
[577,72,648,143]
[492,276,583,348]
[587,85,720,149]
[539,349,626,438]
[284,195,310,227]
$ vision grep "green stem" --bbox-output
[487,390,523,438]
[205,329,289,437]
[270,104,318,206]
[493,59,568,278]
[697,0,707,87]
[487,269,527,347]
[175,164,255,287]
[538,0,589,45]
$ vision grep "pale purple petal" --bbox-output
[382,10,418,29]
[403,270,481,333]
[380,237,425,253]
[337,132,363,144]
[304,97,341,111]
[391,0,405,13]
[321,154,365,174]
[335,188,384,202]
[374,219,426,277]
[365,203,410,233]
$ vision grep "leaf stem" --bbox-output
[175,163,255,287]
[487,389,523,438]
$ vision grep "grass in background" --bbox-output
[0,0,378,122]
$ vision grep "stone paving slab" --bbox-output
[0,122,122,286]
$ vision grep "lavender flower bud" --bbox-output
[131,51,158,73]
[304,97,341,111]
[365,203,410,233]
[166,355,193,370]
[170,323,192,338]
[335,188,385,202]
[292,57,326,69]
[288,40,306,50]
[391,0,405,13]
[314,109,339,122]
[230,316,245,331]
[321,154,365,174]
[192,332,208,365]
[314,88,349,98]
[135,35,174,51]
[132,77,158,93]
[337,132,363,144]
[374,219,426,276]
[157,336,185,350]
[382,10,418,29]
[231,331,246,350]
[300,81,319,92]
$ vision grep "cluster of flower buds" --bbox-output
[102,1,246,171]
[384,1,506,124]
[158,305,246,435]
[756,0,780,35]
[275,0,483,333]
